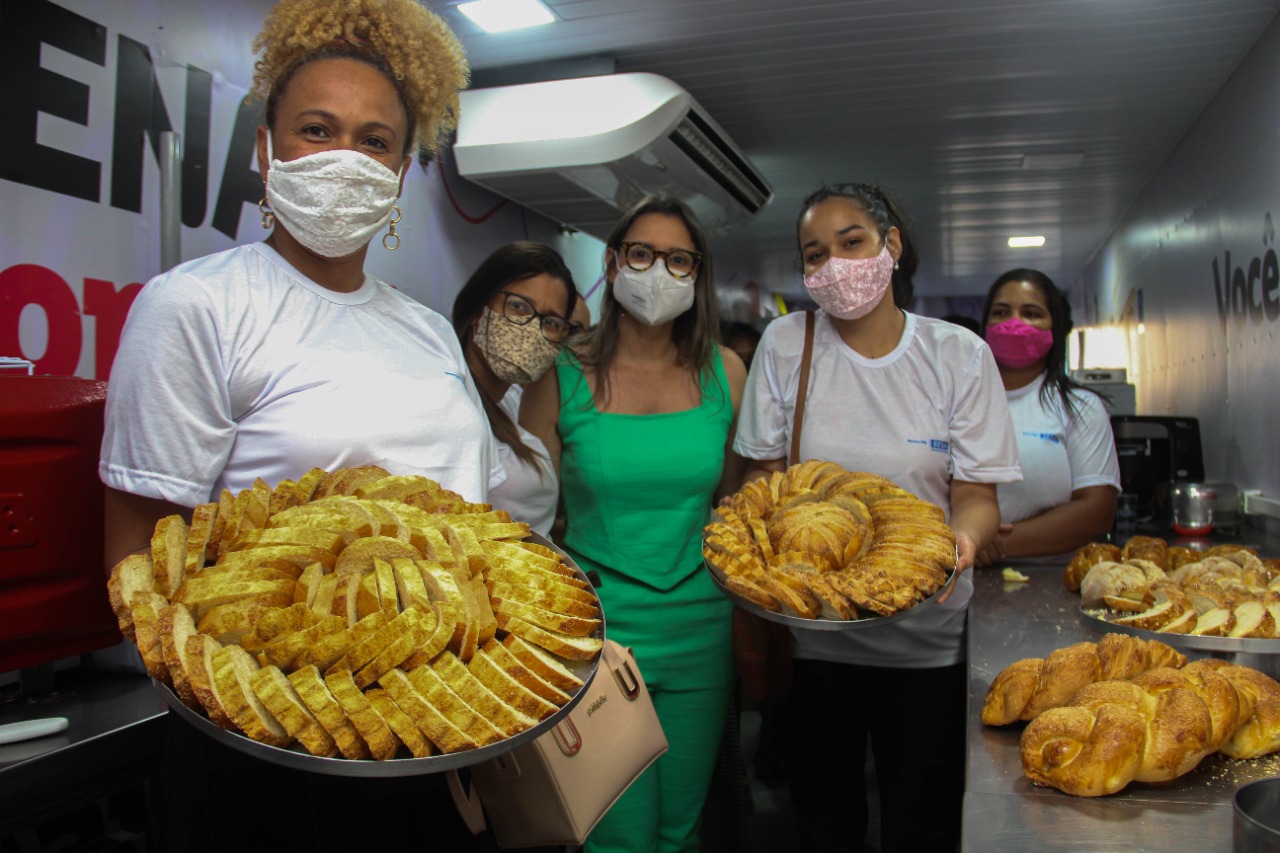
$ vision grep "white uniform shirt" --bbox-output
[734,311,1022,667]
[101,243,503,506]
[488,386,559,537]
[999,373,1121,552]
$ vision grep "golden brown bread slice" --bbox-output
[366,688,434,758]
[334,536,421,576]
[151,514,190,597]
[439,523,487,576]
[502,634,585,692]
[107,553,156,641]
[288,665,370,760]
[184,634,240,731]
[293,611,391,671]
[233,526,344,553]
[324,669,398,760]
[208,489,234,562]
[294,562,325,608]
[417,560,471,652]
[480,541,582,582]
[212,645,291,747]
[432,652,539,737]
[251,602,321,643]
[453,567,497,649]
[498,615,604,661]
[197,594,299,645]
[256,614,348,669]
[295,467,330,504]
[486,582,599,620]
[405,664,504,746]
[392,557,430,611]
[485,565,597,606]
[267,478,300,517]
[373,558,400,615]
[185,503,219,577]
[249,665,338,757]
[378,668,478,754]
[408,526,458,569]
[129,591,171,682]
[355,474,442,502]
[1217,665,1280,759]
[309,573,340,617]
[326,608,426,677]
[398,600,455,670]
[176,580,295,622]
[333,573,363,624]
[469,646,560,719]
[354,607,437,689]
[213,544,338,573]
[159,603,201,707]
[490,597,602,637]
[483,638,573,706]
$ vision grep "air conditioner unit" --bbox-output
[453,73,773,239]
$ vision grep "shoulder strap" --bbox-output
[790,311,816,465]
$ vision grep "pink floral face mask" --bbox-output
[985,317,1054,368]
[802,245,895,320]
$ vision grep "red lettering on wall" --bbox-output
[84,278,141,381]
[0,264,81,376]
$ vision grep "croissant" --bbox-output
[1063,542,1123,591]
[1019,660,1280,796]
[981,633,1187,725]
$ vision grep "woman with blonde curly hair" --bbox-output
[99,2,491,849]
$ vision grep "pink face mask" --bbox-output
[803,245,895,320]
[985,317,1054,368]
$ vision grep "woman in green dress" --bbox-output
[521,195,746,853]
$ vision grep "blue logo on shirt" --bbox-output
[1022,431,1061,445]
[930,439,950,453]
[907,439,927,446]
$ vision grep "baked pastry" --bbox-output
[703,461,954,619]
[1063,542,1123,591]
[1019,660,1280,796]
[107,466,601,759]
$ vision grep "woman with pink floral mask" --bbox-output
[975,269,1120,568]
[733,182,1021,852]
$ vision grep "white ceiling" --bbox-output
[429,0,1280,298]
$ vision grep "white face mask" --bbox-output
[611,261,697,326]
[264,137,403,258]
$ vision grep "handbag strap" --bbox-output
[790,310,816,465]
[447,769,488,836]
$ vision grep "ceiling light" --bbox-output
[457,0,555,33]
[1022,153,1085,170]
[1007,236,1046,248]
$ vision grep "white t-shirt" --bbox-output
[999,372,1121,530]
[100,243,504,506]
[488,386,558,537]
[734,310,1022,667]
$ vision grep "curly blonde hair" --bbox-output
[251,0,469,155]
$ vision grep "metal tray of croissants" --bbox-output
[703,462,960,631]
[109,467,605,777]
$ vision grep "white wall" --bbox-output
[1077,13,1280,508]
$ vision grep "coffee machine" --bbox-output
[1110,415,1206,519]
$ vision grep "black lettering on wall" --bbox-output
[0,0,106,201]
[1212,252,1230,329]
[1247,256,1264,325]
[1264,249,1280,323]
[182,66,213,228]
[110,35,174,214]
[211,95,266,239]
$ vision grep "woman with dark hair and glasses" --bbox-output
[451,241,577,537]
[521,195,747,853]
[733,183,1020,853]
[974,268,1120,567]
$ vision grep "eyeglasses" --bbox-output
[495,291,572,344]
[618,242,703,279]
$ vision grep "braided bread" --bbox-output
[981,633,1187,725]
[1019,660,1280,796]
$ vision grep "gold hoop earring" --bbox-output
[258,198,274,230]
[382,206,402,250]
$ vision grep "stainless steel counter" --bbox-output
[0,667,167,835]
[963,547,1280,852]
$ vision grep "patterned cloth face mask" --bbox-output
[984,317,1055,368]
[803,244,896,320]
[264,137,403,258]
[612,263,697,326]
[473,307,561,385]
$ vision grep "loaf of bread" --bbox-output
[1019,660,1280,796]
[107,466,600,760]
[982,633,1188,725]
[703,460,955,619]
[1063,542,1123,592]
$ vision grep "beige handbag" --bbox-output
[448,639,668,848]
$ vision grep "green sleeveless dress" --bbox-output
[556,349,736,853]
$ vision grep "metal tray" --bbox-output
[1078,600,1280,655]
[706,554,958,632]
[155,533,603,777]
